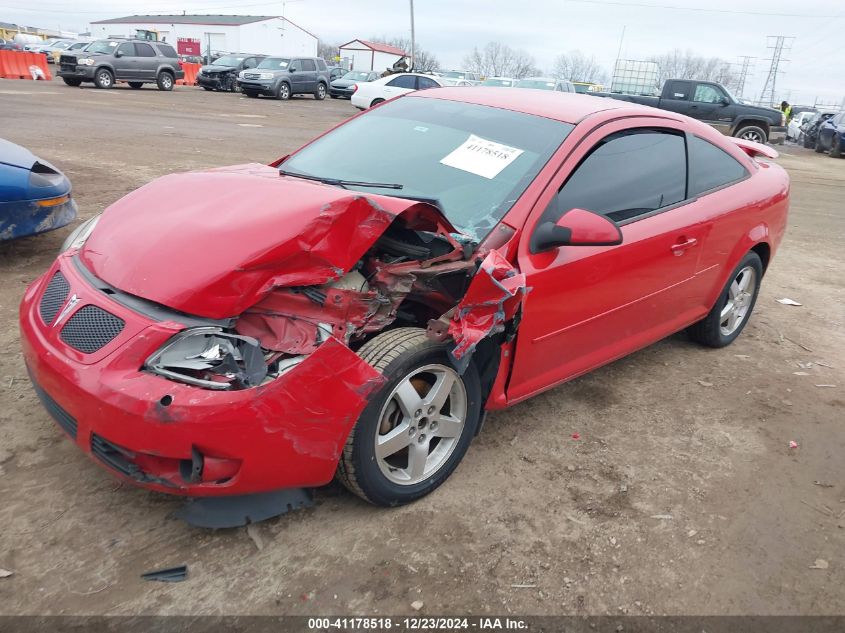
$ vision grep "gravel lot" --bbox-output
[0,79,843,616]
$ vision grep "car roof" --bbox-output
[410,87,646,124]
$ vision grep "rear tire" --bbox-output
[370,98,385,108]
[734,125,767,144]
[62,77,82,87]
[337,328,482,506]
[314,82,327,100]
[202,86,213,91]
[802,133,814,149]
[156,72,174,91]
[128,82,143,89]
[830,134,842,158]
[687,251,763,348]
[815,134,826,153]
[93,68,113,89]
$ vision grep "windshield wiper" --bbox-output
[278,169,403,190]
[379,193,445,213]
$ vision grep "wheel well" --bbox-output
[159,68,174,76]
[751,242,771,274]
[737,119,770,133]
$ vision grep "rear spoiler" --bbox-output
[730,137,779,160]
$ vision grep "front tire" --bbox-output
[735,125,768,144]
[830,134,842,158]
[62,77,82,87]
[314,82,327,100]
[337,328,482,506]
[276,82,291,100]
[815,134,826,153]
[156,72,174,91]
[687,251,763,348]
[93,68,113,89]
[244,90,258,98]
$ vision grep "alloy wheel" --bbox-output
[720,266,757,336]
[374,364,467,485]
[740,129,764,143]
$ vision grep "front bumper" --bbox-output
[0,197,77,241]
[237,79,275,95]
[58,65,96,80]
[769,126,787,145]
[197,73,230,89]
[329,86,354,98]
[20,254,384,497]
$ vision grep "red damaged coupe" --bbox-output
[20,89,789,523]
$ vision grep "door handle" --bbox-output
[671,237,698,255]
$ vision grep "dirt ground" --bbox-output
[0,79,843,617]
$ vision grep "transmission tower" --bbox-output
[759,36,794,107]
[735,56,755,99]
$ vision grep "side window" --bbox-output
[116,42,135,57]
[665,80,691,100]
[417,76,439,90]
[316,59,327,70]
[687,135,748,196]
[301,59,317,71]
[550,130,687,224]
[387,75,417,89]
[693,84,725,103]
[157,43,177,58]
[242,57,257,69]
[135,43,156,57]
[289,60,300,72]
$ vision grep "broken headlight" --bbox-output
[145,327,269,390]
[60,213,101,253]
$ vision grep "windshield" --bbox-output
[481,78,512,87]
[212,55,246,67]
[257,57,290,70]
[443,71,467,79]
[86,40,120,55]
[516,79,556,90]
[341,71,372,81]
[280,97,572,241]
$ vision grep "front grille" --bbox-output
[90,434,140,479]
[59,54,76,66]
[60,64,76,72]
[60,305,125,353]
[243,72,260,80]
[29,374,77,439]
[39,271,70,325]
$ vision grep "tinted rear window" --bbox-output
[157,44,177,58]
[688,135,748,196]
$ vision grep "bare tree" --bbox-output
[463,41,537,79]
[317,40,339,63]
[647,49,740,92]
[552,51,608,84]
[369,35,440,72]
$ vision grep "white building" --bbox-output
[338,39,407,73]
[89,14,318,58]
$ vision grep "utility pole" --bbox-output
[759,35,794,107]
[735,56,754,99]
[409,0,416,70]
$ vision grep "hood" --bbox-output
[0,139,37,170]
[742,103,783,120]
[80,164,452,319]
[331,79,356,88]
[202,64,235,73]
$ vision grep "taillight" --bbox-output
[352,84,358,93]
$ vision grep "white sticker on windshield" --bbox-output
[440,134,524,179]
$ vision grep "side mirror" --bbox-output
[532,208,623,253]
[289,67,297,73]
[720,97,730,106]
[114,50,123,58]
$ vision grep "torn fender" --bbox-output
[80,164,455,319]
[448,250,527,360]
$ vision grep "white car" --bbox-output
[480,76,515,87]
[439,70,482,86]
[787,111,814,142]
[351,73,444,110]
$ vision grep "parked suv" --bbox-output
[58,39,184,91]
[197,54,265,92]
[238,56,331,100]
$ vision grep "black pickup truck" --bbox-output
[598,79,786,145]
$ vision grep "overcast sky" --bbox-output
[2,0,843,105]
